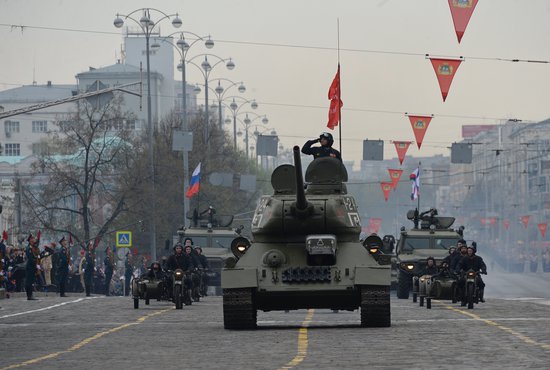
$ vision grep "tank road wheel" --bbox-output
[223,288,257,330]
[360,285,391,328]
[174,285,183,310]
[133,298,139,309]
[396,271,410,299]
[426,298,432,309]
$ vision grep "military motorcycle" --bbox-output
[172,269,185,309]
[463,269,480,309]
[131,275,166,309]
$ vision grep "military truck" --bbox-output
[222,146,391,329]
[395,208,464,299]
[176,212,244,296]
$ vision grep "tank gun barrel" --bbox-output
[293,146,308,211]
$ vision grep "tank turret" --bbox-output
[251,146,361,243]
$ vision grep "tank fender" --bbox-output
[222,268,258,289]
[354,266,390,286]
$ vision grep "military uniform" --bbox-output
[104,250,114,296]
[124,256,133,296]
[83,249,95,296]
[57,241,70,297]
[301,139,341,160]
[25,239,39,300]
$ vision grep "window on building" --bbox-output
[32,142,50,156]
[4,121,20,134]
[5,143,20,156]
[32,120,48,133]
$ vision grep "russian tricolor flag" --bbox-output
[186,162,201,198]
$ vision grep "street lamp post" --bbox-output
[188,54,235,146]
[114,8,182,261]
[150,31,213,227]
[193,79,246,133]
[227,97,258,149]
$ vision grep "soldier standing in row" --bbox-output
[124,253,133,296]
[83,242,95,297]
[104,246,115,296]
[25,234,40,300]
[57,236,70,297]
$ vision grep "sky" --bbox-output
[1,0,549,165]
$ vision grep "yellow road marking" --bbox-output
[443,304,550,350]
[279,309,315,370]
[1,308,172,370]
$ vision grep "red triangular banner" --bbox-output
[407,115,433,149]
[393,141,412,165]
[380,182,393,202]
[503,219,510,230]
[538,223,548,238]
[429,58,462,102]
[388,169,403,189]
[521,215,530,228]
[448,0,479,43]
[480,217,487,226]
[489,217,497,226]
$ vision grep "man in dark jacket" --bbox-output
[83,242,95,297]
[124,253,133,296]
[457,244,487,302]
[167,243,194,272]
[301,132,341,160]
[419,257,439,277]
[104,246,115,296]
[57,236,70,297]
[25,234,42,300]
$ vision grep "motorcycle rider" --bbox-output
[146,261,164,280]
[442,246,457,268]
[167,243,194,299]
[451,240,468,273]
[301,132,341,160]
[457,243,487,303]
[419,256,440,277]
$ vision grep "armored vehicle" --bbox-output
[177,213,243,296]
[396,208,463,299]
[222,146,391,329]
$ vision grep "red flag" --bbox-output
[327,65,343,130]
[393,141,412,165]
[37,230,41,242]
[369,218,383,234]
[521,215,530,228]
[503,219,510,230]
[429,58,462,102]
[480,217,487,225]
[388,169,403,189]
[2,230,7,242]
[448,0,479,43]
[489,217,497,226]
[380,182,393,202]
[538,223,547,238]
[407,115,433,149]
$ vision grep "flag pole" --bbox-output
[417,161,421,211]
[337,18,342,156]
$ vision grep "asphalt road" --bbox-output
[1,272,549,370]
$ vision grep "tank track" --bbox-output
[223,288,257,330]
[360,285,391,327]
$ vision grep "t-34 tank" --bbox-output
[222,146,391,329]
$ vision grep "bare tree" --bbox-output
[22,96,146,245]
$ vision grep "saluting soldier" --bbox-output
[57,236,70,297]
[104,246,115,296]
[25,234,40,300]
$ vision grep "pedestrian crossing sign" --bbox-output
[116,231,132,247]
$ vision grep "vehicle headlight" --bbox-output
[369,247,379,254]
[141,280,149,283]
[231,236,251,258]
[406,264,415,270]
[467,271,476,278]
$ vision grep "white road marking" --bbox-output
[0,297,97,320]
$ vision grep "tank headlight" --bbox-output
[231,236,251,258]
[369,247,379,254]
